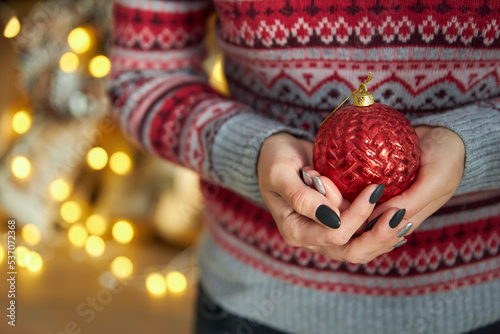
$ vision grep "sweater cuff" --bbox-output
[411,103,500,195]
[212,113,314,202]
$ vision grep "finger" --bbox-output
[335,183,385,238]
[340,208,411,263]
[263,191,346,247]
[300,168,350,212]
[367,164,453,227]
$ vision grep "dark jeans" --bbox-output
[194,284,500,334]
[194,284,287,334]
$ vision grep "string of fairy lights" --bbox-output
[0,7,207,298]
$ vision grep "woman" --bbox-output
[109,1,500,333]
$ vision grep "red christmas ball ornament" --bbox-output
[313,74,421,203]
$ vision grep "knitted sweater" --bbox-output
[110,1,500,333]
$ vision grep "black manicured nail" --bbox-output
[393,239,407,248]
[299,169,313,187]
[315,205,341,229]
[389,209,406,229]
[365,214,382,231]
[369,184,385,204]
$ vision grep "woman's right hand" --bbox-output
[257,133,411,263]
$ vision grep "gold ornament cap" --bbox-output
[321,72,375,126]
[353,83,374,107]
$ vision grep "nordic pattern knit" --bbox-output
[109,1,500,333]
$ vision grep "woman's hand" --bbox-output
[364,125,466,236]
[257,133,410,263]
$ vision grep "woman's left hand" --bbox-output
[363,125,466,235]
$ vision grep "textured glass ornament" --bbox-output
[313,74,421,203]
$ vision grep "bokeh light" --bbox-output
[27,251,43,272]
[12,110,32,134]
[110,256,133,278]
[15,246,31,268]
[11,156,31,179]
[85,214,107,236]
[49,179,71,201]
[89,55,111,78]
[112,220,134,244]
[60,201,82,223]
[59,52,80,73]
[85,235,105,257]
[68,224,88,247]
[146,273,166,295]
[166,271,187,293]
[22,224,41,246]
[68,27,91,54]
[86,147,108,170]
[3,16,20,38]
[0,245,4,263]
[109,151,132,175]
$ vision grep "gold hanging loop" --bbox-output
[321,72,374,126]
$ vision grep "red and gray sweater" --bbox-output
[110,1,500,333]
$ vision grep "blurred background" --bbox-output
[0,0,227,333]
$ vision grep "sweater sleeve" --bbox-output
[410,98,500,195]
[109,0,313,202]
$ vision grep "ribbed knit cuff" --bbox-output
[411,103,500,195]
[212,112,314,202]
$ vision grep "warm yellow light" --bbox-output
[60,201,82,223]
[22,224,41,246]
[110,256,133,278]
[68,27,91,54]
[89,55,111,78]
[112,220,134,244]
[166,271,187,293]
[59,52,79,73]
[146,273,166,295]
[11,156,31,179]
[85,235,105,257]
[4,16,20,38]
[68,224,88,247]
[27,251,43,272]
[109,151,132,175]
[209,55,229,95]
[0,245,4,263]
[86,147,108,170]
[85,214,107,236]
[15,246,31,268]
[49,179,71,201]
[12,110,32,134]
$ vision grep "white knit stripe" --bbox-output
[111,45,205,64]
[197,231,500,334]
[216,32,500,62]
[416,201,500,232]
[116,0,209,13]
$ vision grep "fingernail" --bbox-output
[313,176,326,196]
[396,222,413,238]
[393,239,407,248]
[369,184,385,204]
[389,209,406,229]
[315,205,341,229]
[365,214,382,231]
[300,169,313,187]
